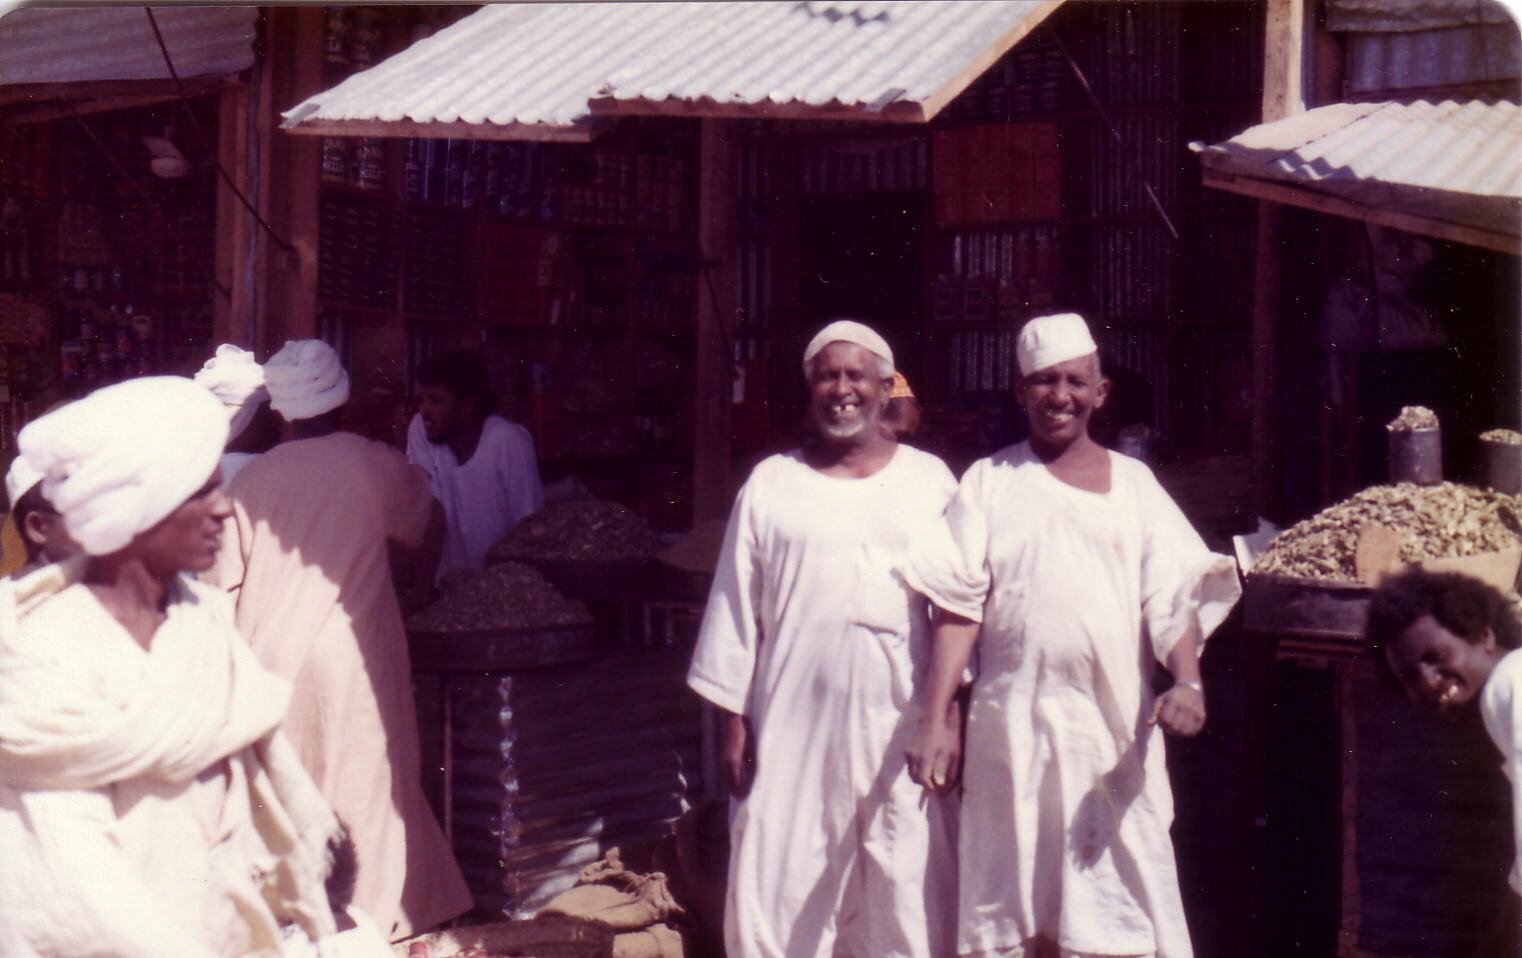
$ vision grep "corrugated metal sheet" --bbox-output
[282,1,1061,139]
[0,6,256,87]
[1194,99,1522,241]
[1348,26,1521,93]
[1326,0,1512,33]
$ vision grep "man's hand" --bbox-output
[906,700,962,794]
[1150,682,1206,737]
[720,711,755,799]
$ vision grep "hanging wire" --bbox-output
[1045,23,1181,241]
[144,6,295,254]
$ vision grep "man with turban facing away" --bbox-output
[210,339,470,939]
[0,376,388,957]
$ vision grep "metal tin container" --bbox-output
[1479,438,1522,495]
[1388,427,1441,485]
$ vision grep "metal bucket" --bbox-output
[1480,438,1522,495]
[1388,427,1442,485]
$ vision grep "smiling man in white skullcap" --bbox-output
[688,318,960,958]
[195,343,275,486]
[1,453,70,576]
[0,375,390,957]
[905,312,1241,958]
[211,340,468,939]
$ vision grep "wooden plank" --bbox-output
[282,117,600,143]
[0,76,228,107]
[259,6,326,350]
[1262,0,1305,123]
[917,0,1065,122]
[1205,171,1522,256]
[4,93,189,126]
[213,83,252,348]
[693,118,738,524]
[588,95,926,124]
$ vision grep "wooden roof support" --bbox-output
[1204,171,1520,257]
[693,118,738,525]
[1250,0,1308,522]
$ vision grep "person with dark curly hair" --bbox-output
[1367,569,1522,956]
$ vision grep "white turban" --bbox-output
[193,343,269,443]
[5,454,41,508]
[1017,312,1098,376]
[18,377,228,556]
[802,320,895,375]
[264,339,350,422]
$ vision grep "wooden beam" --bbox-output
[588,96,926,124]
[693,118,739,524]
[1250,0,1307,520]
[282,117,599,143]
[1262,0,1306,122]
[4,93,190,126]
[0,76,229,107]
[258,6,326,351]
[213,83,253,348]
[1204,171,1521,256]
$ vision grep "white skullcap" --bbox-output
[1017,313,1098,376]
[5,454,41,508]
[193,343,269,443]
[19,377,228,556]
[801,320,894,374]
[264,339,350,422]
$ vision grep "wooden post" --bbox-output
[693,119,738,524]
[1250,0,1306,520]
[254,7,325,353]
[213,83,252,348]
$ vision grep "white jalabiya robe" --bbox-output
[406,413,543,577]
[0,560,371,958]
[906,443,1240,958]
[687,445,960,958]
[1481,648,1522,896]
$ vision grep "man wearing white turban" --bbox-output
[2,452,76,576]
[0,375,389,957]
[687,319,960,958]
[904,313,1241,958]
[212,339,470,939]
[195,343,276,486]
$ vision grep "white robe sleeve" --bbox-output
[496,422,544,524]
[1481,652,1522,895]
[903,460,993,623]
[405,414,433,475]
[687,479,765,716]
[1134,463,1242,664]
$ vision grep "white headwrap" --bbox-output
[193,343,269,443]
[1017,312,1099,376]
[264,339,350,422]
[18,377,228,556]
[801,320,895,374]
[5,454,41,508]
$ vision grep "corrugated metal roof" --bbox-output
[0,6,257,88]
[282,1,1062,139]
[1347,25,1520,93]
[1193,99,1522,248]
[1326,0,1512,33]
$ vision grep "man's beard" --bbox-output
[815,404,881,444]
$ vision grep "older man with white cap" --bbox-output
[211,339,469,940]
[194,343,275,486]
[688,319,959,958]
[1,452,75,576]
[904,313,1241,958]
[0,376,389,957]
